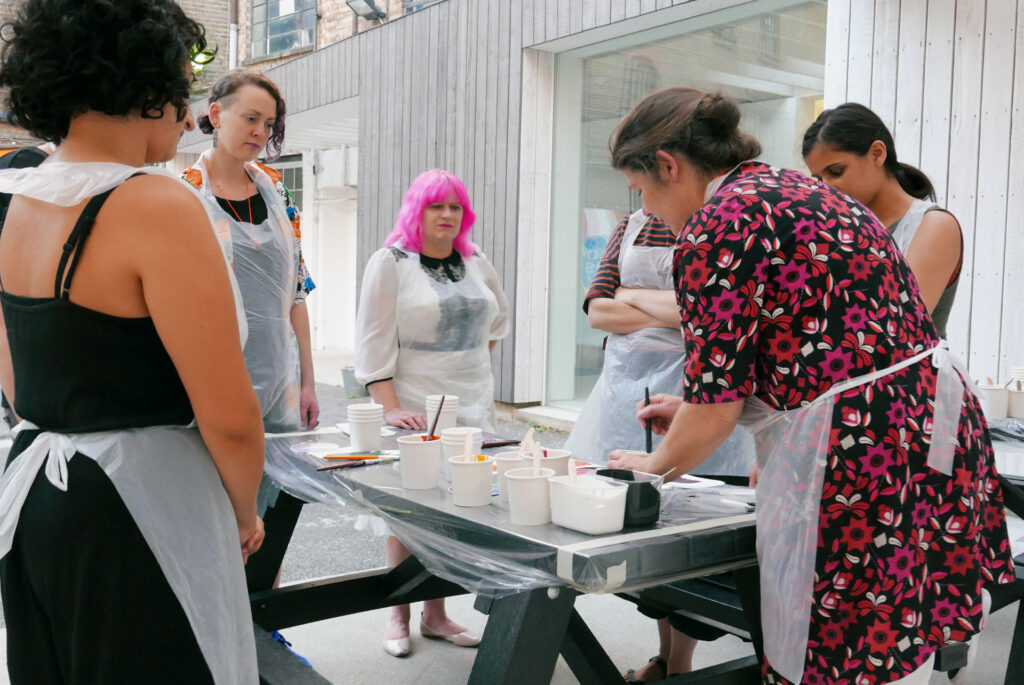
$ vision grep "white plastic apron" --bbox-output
[566,212,755,472]
[743,342,964,684]
[0,424,258,684]
[391,252,501,432]
[190,152,300,432]
[566,211,686,460]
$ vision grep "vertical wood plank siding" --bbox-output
[825,0,1023,382]
[257,0,1020,399]
[257,0,730,402]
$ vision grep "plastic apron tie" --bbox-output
[0,420,78,559]
[743,341,962,684]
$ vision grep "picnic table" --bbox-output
[247,427,764,684]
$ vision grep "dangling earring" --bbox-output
[212,128,218,148]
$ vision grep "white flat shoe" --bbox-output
[382,636,411,657]
[420,619,480,647]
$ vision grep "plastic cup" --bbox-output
[440,427,483,482]
[595,469,664,527]
[347,402,383,451]
[495,451,530,502]
[549,475,627,535]
[449,455,493,507]
[976,384,1009,421]
[505,467,554,525]
[398,434,442,489]
[425,395,459,433]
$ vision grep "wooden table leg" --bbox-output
[469,587,576,685]
[246,492,305,593]
[732,565,763,664]
[559,607,623,684]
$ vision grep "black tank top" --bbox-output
[0,178,194,432]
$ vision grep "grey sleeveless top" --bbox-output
[888,199,961,339]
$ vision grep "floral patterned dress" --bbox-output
[674,161,1014,684]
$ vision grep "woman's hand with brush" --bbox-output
[635,393,682,435]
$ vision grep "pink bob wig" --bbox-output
[383,169,478,258]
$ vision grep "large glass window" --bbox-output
[546,0,827,410]
[251,0,317,59]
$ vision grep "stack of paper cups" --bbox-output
[425,395,458,433]
[347,403,383,451]
[440,427,482,482]
[1010,366,1024,383]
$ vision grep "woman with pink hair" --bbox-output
[355,169,509,656]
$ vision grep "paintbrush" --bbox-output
[644,386,652,453]
[427,394,444,439]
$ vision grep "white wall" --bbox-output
[306,147,358,355]
[825,0,1024,384]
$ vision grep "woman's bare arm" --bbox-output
[120,177,265,544]
[587,297,672,334]
[903,210,961,313]
[614,287,681,328]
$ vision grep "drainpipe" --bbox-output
[229,0,239,69]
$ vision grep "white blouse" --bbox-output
[355,245,510,429]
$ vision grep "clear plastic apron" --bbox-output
[0,424,259,684]
[390,254,501,432]
[191,153,301,433]
[743,342,964,684]
[566,212,755,472]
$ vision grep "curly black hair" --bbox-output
[0,0,208,144]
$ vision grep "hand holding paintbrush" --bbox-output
[636,393,682,436]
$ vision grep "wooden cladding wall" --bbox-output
[825,0,1024,384]
[263,0,728,403]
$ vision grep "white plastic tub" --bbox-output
[549,475,627,535]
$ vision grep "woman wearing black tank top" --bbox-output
[0,1,265,682]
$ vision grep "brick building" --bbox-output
[176,0,232,87]
[237,0,409,70]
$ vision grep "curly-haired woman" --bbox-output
[0,1,264,682]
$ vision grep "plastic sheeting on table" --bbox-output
[264,428,757,597]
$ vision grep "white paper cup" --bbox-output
[449,455,493,507]
[537,448,573,477]
[1009,390,1024,420]
[347,403,383,451]
[495,451,531,502]
[505,467,554,525]
[440,427,483,482]
[425,395,459,433]
[976,384,1009,421]
[549,475,627,535]
[398,434,442,489]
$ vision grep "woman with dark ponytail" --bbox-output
[803,102,962,338]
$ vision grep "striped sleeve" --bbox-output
[582,216,630,313]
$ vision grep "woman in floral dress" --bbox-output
[607,87,1013,684]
